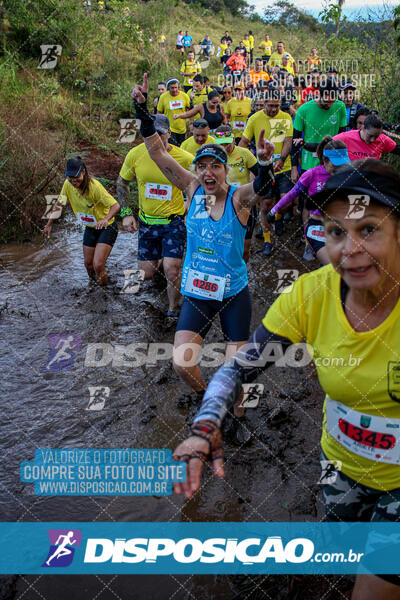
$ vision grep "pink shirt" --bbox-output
[333,129,396,161]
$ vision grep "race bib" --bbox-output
[325,398,400,464]
[233,70,242,76]
[77,212,97,226]
[187,78,193,85]
[306,224,325,242]
[145,183,172,201]
[170,99,184,110]
[185,268,225,300]
[233,120,245,130]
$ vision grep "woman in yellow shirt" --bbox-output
[173,159,400,599]
[43,157,120,285]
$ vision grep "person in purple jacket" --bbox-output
[267,136,350,265]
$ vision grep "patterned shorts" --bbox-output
[137,216,186,262]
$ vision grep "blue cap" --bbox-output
[323,147,350,166]
[193,144,227,164]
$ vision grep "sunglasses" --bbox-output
[214,130,233,138]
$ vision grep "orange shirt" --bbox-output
[225,54,247,72]
[306,55,321,71]
[248,70,270,86]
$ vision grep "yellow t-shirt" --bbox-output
[58,178,117,227]
[225,97,252,138]
[243,109,293,174]
[249,34,254,50]
[180,59,201,87]
[227,146,257,187]
[270,51,294,69]
[119,142,193,217]
[157,91,190,134]
[263,264,400,491]
[242,39,251,51]
[180,135,215,155]
[187,85,214,106]
[259,40,273,55]
[219,43,228,56]
[281,63,295,76]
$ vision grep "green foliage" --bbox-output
[319,0,346,35]
[264,1,322,31]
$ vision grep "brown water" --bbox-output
[0,217,352,599]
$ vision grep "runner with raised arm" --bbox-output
[132,73,275,403]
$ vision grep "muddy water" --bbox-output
[0,217,351,598]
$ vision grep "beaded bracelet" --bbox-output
[120,207,133,218]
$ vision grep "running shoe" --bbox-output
[167,309,180,318]
[262,241,273,256]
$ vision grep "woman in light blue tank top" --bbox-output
[131,77,275,403]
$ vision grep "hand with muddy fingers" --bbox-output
[43,223,52,238]
[122,215,138,233]
[173,419,224,499]
[131,72,148,104]
[256,129,274,163]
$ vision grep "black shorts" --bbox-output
[176,44,183,50]
[82,221,118,248]
[169,132,186,147]
[305,217,325,254]
[266,171,292,201]
[245,205,258,240]
[177,285,251,341]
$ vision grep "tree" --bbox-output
[319,0,346,36]
[264,0,322,30]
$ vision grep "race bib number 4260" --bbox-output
[145,183,172,201]
[325,398,400,464]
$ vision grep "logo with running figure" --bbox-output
[345,195,370,219]
[43,334,82,372]
[42,529,82,567]
[117,119,141,144]
[275,269,299,294]
[388,361,400,402]
[38,45,62,69]
[319,459,342,484]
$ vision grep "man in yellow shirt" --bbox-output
[186,74,213,107]
[180,118,215,154]
[116,114,193,317]
[270,42,297,75]
[240,89,293,255]
[281,53,295,76]
[258,33,273,68]
[157,78,190,146]
[225,82,252,144]
[180,50,201,93]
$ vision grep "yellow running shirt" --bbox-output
[227,146,257,186]
[58,178,117,227]
[242,39,251,52]
[186,85,214,106]
[263,264,400,491]
[259,40,273,56]
[180,59,201,87]
[181,135,215,155]
[119,142,193,218]
[225,97,252,138]
[157,91,190,134]
[270,51,294,69]
[243,109,293,174]
[249,34,254,50]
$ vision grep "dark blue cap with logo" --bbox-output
[65,157,84,178]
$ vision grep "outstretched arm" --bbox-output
[132,74,195,193]
[173,105,203,120]
[236,129,275,209]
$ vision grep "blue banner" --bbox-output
[0,522,399,574]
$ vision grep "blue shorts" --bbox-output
[83,221,118,248]
[176,285,251,341]
[138,216,186,262]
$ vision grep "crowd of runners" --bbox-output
[43,30,400,598]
